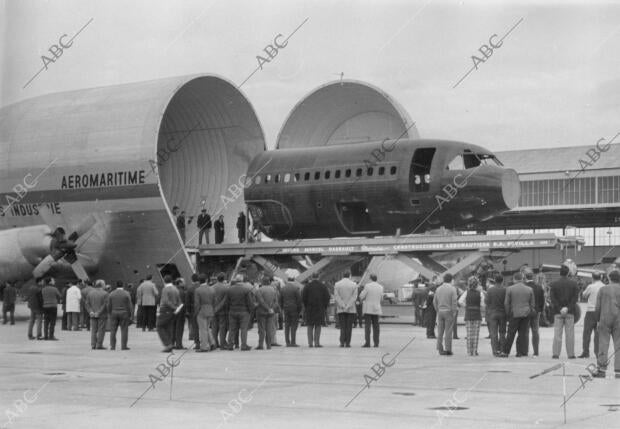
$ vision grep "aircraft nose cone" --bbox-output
[502,169,520,209]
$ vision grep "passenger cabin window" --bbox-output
[356,168,362,177]
[304,172,310,181]
[325,170,331,179]
[275,173,281,183]
[410,147,435,192]
[294,173,300,182]
[367,167,374,176]
[378,166,385,175]
[314,171,321,180]
[284,173,291,183]
[255,175,262,185]
[335,170,341,179]
[265,174,272,184]
[390,166,397,175]
[345,169,352,178]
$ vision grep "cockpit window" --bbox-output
[446,152,501,170]
[447,155,466,170]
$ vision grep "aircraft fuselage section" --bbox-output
[245,139,520,239]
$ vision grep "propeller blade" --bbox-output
[32,255,56,278]
[70,261,89,281]
[74,224,98,251]
[73,214,97,237]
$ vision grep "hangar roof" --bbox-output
[496,142,620,174]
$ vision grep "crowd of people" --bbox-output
[5,270,385,354]
[410,265,620,377]
[3,264,619,377]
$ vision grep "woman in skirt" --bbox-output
[459,276,486,356]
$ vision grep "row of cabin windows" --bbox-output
[254,165,398,185]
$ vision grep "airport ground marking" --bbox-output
[238,17,309,89]
[23,18,93,89]
[344,336,415,408]
[431,372,488,428]
[452,17,524,89]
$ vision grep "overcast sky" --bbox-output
[2,0,619,152]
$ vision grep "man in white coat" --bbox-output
[360,274,384,347]
[136,274,159,331]
[66,282,82,331]
[335,271,358,348]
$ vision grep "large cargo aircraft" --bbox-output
[0,75,519,287]
[245,139,520,239]
[0,75,265,286]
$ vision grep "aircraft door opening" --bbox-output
[409,148,435,193]
[156,263,181,282]
[335,202,378,235]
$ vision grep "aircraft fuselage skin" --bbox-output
[245,139,520,239]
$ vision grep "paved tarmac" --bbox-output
[0,303,618,429]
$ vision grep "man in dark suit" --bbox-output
[212,272,229,349]
[485,274,507,357]
[80,280,94,330]
[197,209,212,245]
[27,279,44,340]
[2,282,17,325]
[157,275,182,353]
[176,211,188,243]
[354,284,364,328]
[214,215,225,244]
[106,281,133,350]
[412,280,428,326]
[280,275,303,347]
[186,273,200,350]
[524,269,545,357]
[173,278,187,349]
[549,265,579,359]
[255,277,277,350]
[452,283,462,340]
[225,273,254,351]
[504,272,535,357]
[236,212,246,243]
[41,277,61,341]
[302,274,331,347]
[85,279,108,350]
[423,285,437,339]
